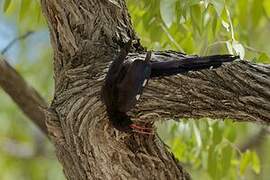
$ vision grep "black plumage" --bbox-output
[101,45,239,132]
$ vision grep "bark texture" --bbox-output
[38,0,270,180]
[130,52,270,124]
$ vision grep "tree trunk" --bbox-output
[40,0,270,179]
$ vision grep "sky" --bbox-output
[0,13,50,65]
[0,14,18,62]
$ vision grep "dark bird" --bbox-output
[101,43,239,133]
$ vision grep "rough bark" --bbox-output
[130,52,270,124]
[0,58,48,135]
[38,0,270,180]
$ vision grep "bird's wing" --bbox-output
[117,60,151,112]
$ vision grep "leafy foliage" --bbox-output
[127,0,270,61]
[1,0,270,180]
[157,119,263,179]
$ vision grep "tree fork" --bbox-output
[40,0,269,179]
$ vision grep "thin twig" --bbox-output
[1,31,34,55]
[160,24,185,52]
[203,40,227,55]
[244,45,266,55]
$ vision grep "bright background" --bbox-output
[0,0,269,179]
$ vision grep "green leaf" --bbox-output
[226,127,236,142]
[251,0,263,27]
[193,122,202,148]
[251,151,261,174]
[3,0,12,12]
[189,0,201,6]
[237,0,248,28]
[258,53,270,63]
[240,150,252,175]
[212,14,218,35]
[210,0,224,16]
[264,0,270,18]
[160,0,176,28]
[171,138,186,160]
[212,122,223,145]
[19,0,32,20]
[221,145,233,175]
[190,4,202,34]
[207,145,218,179]
[179,1,189,20]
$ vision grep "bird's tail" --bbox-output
[150,54,239,77]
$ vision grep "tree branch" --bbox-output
[39,0,269,179]
[0,58,48,135]
[1,31,34,55]
[128,52,270,124]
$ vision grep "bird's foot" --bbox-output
[129,124,154,135]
